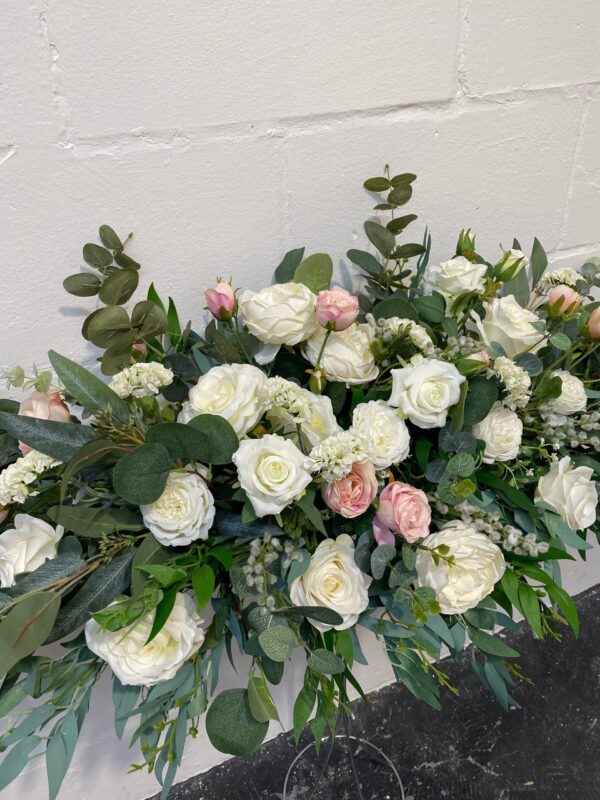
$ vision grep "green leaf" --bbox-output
[307,648,345,675]
[415,439,432,473]
[146,422,210,463]
[371,544,396,579]
[293,685,316,741]
[346,248,383,276]
[0,412,96,463]
[210,545,233,569]
[544,580,579,637]
[413,292,445,323]
[137,564,186,588]
[0,736,41,790]
[514,353,544,376]
[60,438,123,501]
[294,253,333,293]
[247,675,279,723]
[85,305,132,348]
[131,300,168,339]
[186,414,239,464]
[502,267,530,307]
[100,337,137,376]
[274,247,305,283]
[477,471,537,515]
[518,583,543,639]
[191,565,215,610]
[99,225,123,251]
[386,213,418,236]
[391,243,426,260]
[205,689,268,756]
[112,443,171,505]
[99,269,139,305]
[275,605,343,627]
[83,242,112,268]
[363,177,390,192]
[131,534,169,597]
[364,221,395,256]
[390,173,417,186]
[46,711,78,800]
[0,592,61,676]
[468,628,520,658]
[549,332,571,351]
[167,298,181,346]
[447,452,476,478]
[530,237,548,288]
[63,273,101,297]
[295,487,326,535]
[46,505,143,537]
[388,184,412,206]
[147,282,166,313]
[371,296,418,322]
[49,350,130,424]
[4,553,84,598]
[258,625,296,662]
[145,585,177,644]
[500,569,523,614]
[401,543,416,571]
[463,378,498,426]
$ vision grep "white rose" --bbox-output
[535,456,597,531]
[416,521,506,614]
[0,514,63,588]
[423,256,487,297]
[232,434,313,517]
[238,282,318,346]
[289,534,371,631]
[267,390,340,450]
[541,370,587,419]
[388,358,465,428]
[472,402,523,463]
[303,324,378,385]
[141,470,215,547]
[178,364,267,437]
[85,592,205,686]
[351,400,410,469]
[473,295,543,358]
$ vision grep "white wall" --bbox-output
[2,1,600,798]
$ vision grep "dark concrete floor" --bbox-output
[161,585,600,800]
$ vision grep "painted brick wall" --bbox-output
[2,2,600,798]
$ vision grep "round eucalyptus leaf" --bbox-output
[205,689,268,756]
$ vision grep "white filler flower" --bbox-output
[0,514,63,588]
[85,592,205,686]
[141,470,215,547]
[0,450,61,506]
[109,363,174,398]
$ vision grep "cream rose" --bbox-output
[416,521,506,614]
[473,295,544,358]
[178,363,267,437]
[289,534,371,631]
[238,282,318,346]
[472,402,523,463]
[264,377,340,449]
[85,592,205,686]
[351,400,410,469]
[535,456,597,531]
[423,256,487,297]
[303,324,378,385]
[541,370,587,420]
[0,514,63,588]
[388,358,465,428]
[232,434,312,517]
[141,470,215,547]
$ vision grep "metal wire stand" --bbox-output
[282,711,405,799]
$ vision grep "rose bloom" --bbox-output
[541,369,587,420]
[388,358,465,428]
[587,306,600,339]
[423,256,487,297]
[473,295,544,358]
[374,481,431,544]
[178,363,266,437]
[322,461,377,519]
[289,534,371,631]
[0,514,63,588]
[141,470,215,547]
[547,284,580,318]
[238,282,318,346]
[85,592,205,686]
[351,400,410,470]
[535,456,597,531]
[315,286,359,331]
[472,402,523,463]
[18,391,70,454]
[205,281,236,320]
[416,521,506,614]
[303,323,378,385]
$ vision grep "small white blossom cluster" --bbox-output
[366,314,434,354]
[262,377,314,424]
[459,503,550,558]
[108,363,174,399]
[308,430,368,481]
[533,410,600,451]
[492,356,531,410]
[439,334,482,359]
[538,268,580,290]
[242,532,302,604]
[0,450,61,506]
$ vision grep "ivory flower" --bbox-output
[0,514,63,588]
[141,470,215,547]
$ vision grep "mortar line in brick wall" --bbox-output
[558,96,593,250]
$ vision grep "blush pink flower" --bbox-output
[18,391,70,454]
[587,306,600,340]
[315,286,359,332]
[374,481,431,544]
[0,508,9,524]
[322,461,378,519]
[205,281,236,321]
[547,284,581,318]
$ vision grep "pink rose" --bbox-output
[470,351,491,365]
[205,281,236,321]
[18,391,70,454]
[547,284,581,318]
[322,461,378,519]
[374,481,431,544]
[587,306,600,340]
[315,286,359,332]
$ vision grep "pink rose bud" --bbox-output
[205,281,236,321]
[374,481,431,543]
[586,306,600,339]
[470,351,491,365]
[0,508,9,525]
[18,391,70,454]
[547,284,581,318]
[315,286,359,332]
[322,462,378,519]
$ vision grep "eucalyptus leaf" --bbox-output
[258,625,296,662]
[112,443,171,505]
[186,414,239,464]
[294,253,333,293]
[99,225,123,251]
[205,689,268,756]
[63,273,101,297]
[0,592,61,676]
[99,269,139,305]
[307,648,345,675]
[83,243,112,268]
[274,247,305,283]
[46,505,143,537]
[85,305,131,348]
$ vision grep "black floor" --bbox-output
[160,585,600,800]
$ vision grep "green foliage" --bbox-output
[0,592,61,676]
[49,351,130,423]
[294,253,333,293]
[186,414,239,464]
[112,443,171,504]
[205,689,268,756]
[274,247,305,283]
[258,625,296,662]
[463,378,498,426]
[0,412,96,463]
[47,505,143,537]
[307,649,345,675]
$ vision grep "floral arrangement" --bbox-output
[0,169,599,799]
